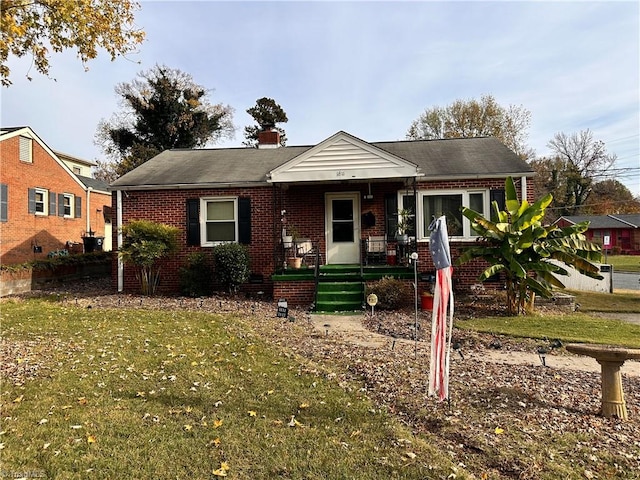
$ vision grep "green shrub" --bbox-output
[179,252,213,297]
[366,276,412,310]
[119,220,180,295]
[212,243,250,293]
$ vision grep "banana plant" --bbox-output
[457,177,602,315]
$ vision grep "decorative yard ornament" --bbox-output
[428,215,454,402]
[366,293,378,316]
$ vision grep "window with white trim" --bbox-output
[34,188,47,215]
[417,190,489,239]
[62,193,73,217]
[201,197,238,245]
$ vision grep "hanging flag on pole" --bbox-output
[428,215,454,402]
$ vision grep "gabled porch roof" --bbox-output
[268,131,421,183]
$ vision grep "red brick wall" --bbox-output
[0,135,109,264]
[113,186,279,295]
[273,280,315,306]
[114,175,533,296]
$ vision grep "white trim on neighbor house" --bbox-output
[1,127,87,191]
[62,193,74,218]
[268,131,422,183]
[34,188,48,215]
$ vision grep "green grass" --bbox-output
[456,313,640,347]
[569,289,640,313]
[1,299,456,479]
[605,254,640,273]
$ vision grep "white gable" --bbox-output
[268,131,420,183]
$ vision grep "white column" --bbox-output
[117,190,124,292]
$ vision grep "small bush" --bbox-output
[212,244,250,293]
[179,252,213,297]
[366,276,412,310]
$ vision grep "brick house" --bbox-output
[0,127,112,264]
[110,130,535,307]
[557,214,640,255]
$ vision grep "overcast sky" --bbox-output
[2,0,639,195]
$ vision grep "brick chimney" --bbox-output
[257,124,280,149]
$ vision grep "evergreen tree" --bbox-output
[243,97,288,147]
[95,65,234,180]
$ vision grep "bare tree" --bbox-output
[547,129,617,215]
[407,94,534,160]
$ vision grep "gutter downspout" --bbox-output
[117,190,124,292]
[86,187,93,233]
[521,176,527,203]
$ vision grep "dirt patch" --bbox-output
[311,313,639,377]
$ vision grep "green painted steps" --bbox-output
[315,281,364,312]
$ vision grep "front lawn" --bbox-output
[0,299,450,479]
[605,255,640,273]
[456,313,640,348]
[2,293,639,480]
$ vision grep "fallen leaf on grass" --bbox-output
[494,427,504,435]
[87,435,96,444]
[213,419,223,428]
[213,461,230,477]
[288,416,304,428]
[248,410,257,417]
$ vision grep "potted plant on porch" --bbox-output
[395,208,412,245]
[285,224,302,269]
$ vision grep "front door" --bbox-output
[325,192,360,264]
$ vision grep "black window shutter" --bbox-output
[28,188,36,213]
[49,191,56,216]
[75,196,82,218]
[58,193,65,216]
[490,189,506,221]
[384,193,398,237]
[238,197,251,245]
[0,184,7,222]
[186,199,200,246]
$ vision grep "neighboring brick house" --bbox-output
[557,214,640,255]
[110,130,535,306]
[0,126,112,264]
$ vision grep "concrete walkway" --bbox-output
[310,314,640,377]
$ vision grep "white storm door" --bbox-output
[325,192,360,264]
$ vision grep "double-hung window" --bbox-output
[62,194,73,217]
[34,188,47,215]
[419,190,489,239]
[201,197,237,245]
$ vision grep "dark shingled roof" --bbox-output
[76,175,110,193]
[110,136,533,189]
[560,214,640,229]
